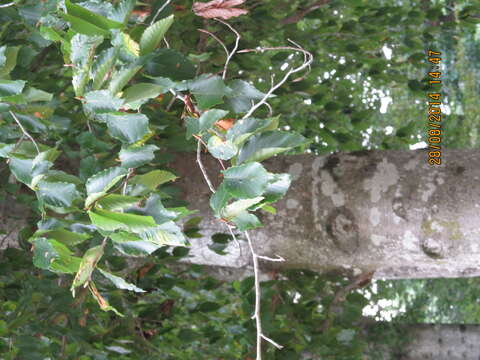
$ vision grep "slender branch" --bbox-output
[238,43,313,119]
[9,111,40,154]
[0,2,15,8]
[257,254,284,262]
[196,140,216,194]
[214,19,241,80]
[226,224,243,259]
[280,0,330,25]
[321,270,375,332]
[245,230,263,359]
[198,29,229,60]
[150,0,172,25]
[261,334,284,350]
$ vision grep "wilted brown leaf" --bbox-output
[193,0,248,19]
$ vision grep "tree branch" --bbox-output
[280,0,330,25]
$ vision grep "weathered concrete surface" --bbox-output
[172,149,480,279]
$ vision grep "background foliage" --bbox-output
[1,0,480,359]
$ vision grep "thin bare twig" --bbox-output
[196,140,216,193]
[9,111,40,154]
[226,224,243,259]
[245,230,263,359]
[238,43,313,119]
[261,334,284,350]
[214,18,241,80]
[150,0,172,25]
[198,29,229,60]
[0,2,14,8]
[257,254,284,262]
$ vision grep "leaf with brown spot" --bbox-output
[193,0,248,19]
[215,118,235,131]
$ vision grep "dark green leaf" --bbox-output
[145,48,196,80]
[139,15,174,55]
[97,268,145,293]
[231,212,262,231]
[207,136,237,160]
[88,208,157,233]
[37,181,79,208]
[225,80,268,113]
[238,131,307,164]
[186,109,228,138]
[84,90,124,114]
[103,113,150,144]
[65,0,123,31]
[119,144,159,168]
[222,162,269,198]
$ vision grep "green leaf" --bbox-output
[9,155,52,188]
[104,113,150,144]
[110,0,136,24]
[65,0,123,31]
[130,169,177,190]
[182,74,230,110]
[262,173,292,204]
[186,109,228,138]
[97,268,145,293]
[238,131,307,164]
[22,87,53,102]
[139,222,186,246]
[207,135,237,160]
[84,90,124,114]
[0,46,20,78]
[71,245,105,294]
[0,80,25,97]
[85,166,128,207]
[34,228,90,247]
[0,143,15,157]
[122,83,167,109]
[91,48,118,90]
[70,34,103,67]
[119,144,159,168]
[62,13,110,37]
[86,166,128,195]
[134,194,178,224]
[225,80,268,113]
[88,208,157,233]
[231,212,262,231]
[110,232,162,256]
[108,65,142,94]
[222,197,264,219]
[145,49,196,80]
[227,116,279,146]
[37,181,79,208]
[0,46,5,67]
[32,238,81,274]
[139,15,174,56]
[210,183,232,216]
[32,237,58,270]
[222,162,269,198]
[97,194,140,211]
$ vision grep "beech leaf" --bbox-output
[193,0,248,20]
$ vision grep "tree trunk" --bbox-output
[172,149,480,279]
[1,149,478,280]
